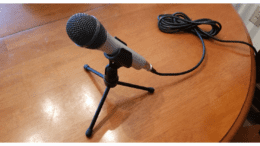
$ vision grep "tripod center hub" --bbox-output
[104,64,119,88]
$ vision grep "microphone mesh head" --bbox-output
[66,13,107,49]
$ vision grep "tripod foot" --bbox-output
[118,81,155,93]
[86,128,93,138]
[84,64,104,78]
[148,87,155,93]
[84,64,91,71]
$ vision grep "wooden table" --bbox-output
[0,4,256,142]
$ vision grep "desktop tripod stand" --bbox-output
[84,47,154,138]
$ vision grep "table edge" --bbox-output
[220,34,256,142]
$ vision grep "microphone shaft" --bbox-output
[99,33,152,71]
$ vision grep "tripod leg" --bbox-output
[84,64,104,78]
[86,86,110,138]
[118,81,154,93]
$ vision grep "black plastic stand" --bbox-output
[84,46,154,138]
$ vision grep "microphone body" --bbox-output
[66,13,152,71]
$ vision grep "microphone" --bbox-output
[66,13,152,71]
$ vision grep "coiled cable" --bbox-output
[151,12,257,76]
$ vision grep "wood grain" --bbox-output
[0,4,256,142]
[0,4,107,38]
[220,21,256,142]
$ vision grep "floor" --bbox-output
[233,4,260,52]
[0,4,259,142]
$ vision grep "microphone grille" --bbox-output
[66,13,107,48]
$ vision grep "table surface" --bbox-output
[0,4,256,142]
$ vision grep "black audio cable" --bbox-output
[151,12,257,76]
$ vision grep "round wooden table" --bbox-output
[0,4,255,142]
